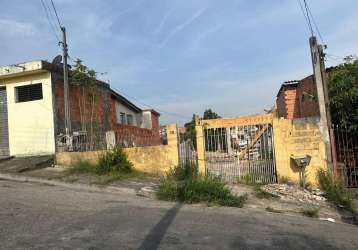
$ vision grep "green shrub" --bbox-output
[167,162,198,181]
[65,147,134,178]
[157,164,247,208]
[317,169,354,212]
[97,147,133,174]
[156,177,179,201]
[301,207,320,218]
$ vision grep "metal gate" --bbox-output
[332,125,358,188]
[0,87,9,158]
[178,138,197,166]
[204,123,277,183]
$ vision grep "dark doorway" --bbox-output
[0,87,10,158]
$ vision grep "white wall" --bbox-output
[141,110,152,129]
[3,72,55,156]
[114,100,139,126]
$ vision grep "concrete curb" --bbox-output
[0,172,137,195]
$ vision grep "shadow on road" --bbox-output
[138,203,182,250]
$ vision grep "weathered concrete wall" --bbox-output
[273,117,328,186]
[3,72,56,156]
[56,124,179,175]
[195,113,328,186]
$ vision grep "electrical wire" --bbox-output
[305,1,324,43]
[50,0,62,28]
[40,0,61,42]
[303,0,314,37]
[296,0,312,36]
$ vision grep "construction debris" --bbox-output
[261,184,326,205]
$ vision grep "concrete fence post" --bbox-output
[195,117,206,174]
[166,124,179,167]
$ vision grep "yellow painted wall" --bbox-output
[195,113,328,186]
[272,117,328,186]
[200,113,273,129]
[3,71,55,156]
[56,124,180,175]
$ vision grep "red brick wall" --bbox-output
[276,85,300,119]
[297,76,320,118]
[276,76,320,119]
[54,77,161,147]
[54,79,108,133]
[108,97,161,146]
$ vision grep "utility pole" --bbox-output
[61,26,71,136]
[309,36,332,165]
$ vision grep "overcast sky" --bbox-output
[1,0,357,125]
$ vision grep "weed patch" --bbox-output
[317,169,355,213]
[301,207,320,218]
[64,160,97,176]
[157,163,247,208]
[64,147,138,185]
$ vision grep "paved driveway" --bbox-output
[0,179,357,250]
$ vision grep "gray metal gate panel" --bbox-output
[0,87,9,158]
[204,124,277,183]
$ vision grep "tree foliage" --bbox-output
[70,59,99,149]
[328,59,358,131]
[203,108,221,119]
[71,59,97,87]
[183,109,221,149]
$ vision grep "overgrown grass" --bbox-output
[92,170,144,185]
[64,160,97,176]
[301,207,320,218]
[157,163,247,208]
[317,169,355,213]
[64,147,138,184]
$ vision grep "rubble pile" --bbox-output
[261,184,326,205]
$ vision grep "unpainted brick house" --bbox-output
[0,60,160,158]
[276,75,320,119]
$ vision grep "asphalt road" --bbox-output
[1,179,357,250]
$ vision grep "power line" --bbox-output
[303,0,314,37]
[40,0,60,42]
[296,0,311,36]
[50,0,62,28]
[305,1,324,43]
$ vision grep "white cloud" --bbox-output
[0,19,35,37]
[159,7,207,47]
[154,9,174,34]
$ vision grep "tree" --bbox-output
[203,109,221,119]
[71,59,98,149]
[184,114,197,147]
[328,59,358,131]
[183,109,221,149]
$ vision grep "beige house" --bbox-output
[0,60,161,158]
[0,61,55,158]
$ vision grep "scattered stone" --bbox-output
[261,184,326,205]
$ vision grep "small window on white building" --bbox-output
[15,83,43,103]
[126,114,133,125]
[120,112,126,124]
